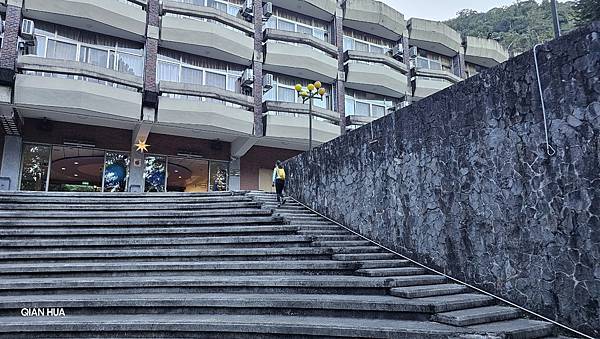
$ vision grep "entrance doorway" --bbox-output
[167,157,209,192]
[48,146,104,192]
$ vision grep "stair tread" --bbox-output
[467,318,554,337]
[0,314,471,336]
[390,283,470,298]
[433,305,521,326]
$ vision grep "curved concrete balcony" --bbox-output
[343,0,405,41]
[161,15,254,66]
[465,36,510,68]
[23,0,147,42]
[345,51,408,99]
[156,97,254,140]
[263,41,338,82]
[162,1,254,35]
[264,29,337,57]
[267,0,336,21]
[14,74,143,128]
[407,18,462,57]
[262,101,340,148]
[412,76,454,100]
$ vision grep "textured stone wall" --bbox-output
[285,22,600,336]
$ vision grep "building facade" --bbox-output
[0,0,508,193]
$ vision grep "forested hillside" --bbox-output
[445,0,577,54]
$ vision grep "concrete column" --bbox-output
[453,52,467,79]
[252,0,264,137]
[128,135,146,193]
[0,0,23,86]
[333,6,346,134]
[229,157,241,191]
[142,0,160,112]
[402,34,414,103]
[0,135,23,191]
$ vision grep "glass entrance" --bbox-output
[49,146,104,192]
[144,155,167,192]
[167,157,209,192]
[20,144,51,191]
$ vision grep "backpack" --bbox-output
[276,167,286,180]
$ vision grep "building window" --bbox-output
[263,74,333,111]
[32,21,144,77]
[345,89,396,118]
[343,28,393,55]
[172,0,243,17]
[264,7,329,42]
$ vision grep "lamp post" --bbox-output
[294,81,326,152]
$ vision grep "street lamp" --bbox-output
[294,81,326,152]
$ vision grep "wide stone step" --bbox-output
[297,230,349,235]
[0,314,475,338]
[356,267,428,277]
[356,260,412,269]
[0,292,496,316]
[390,284,470,298]
[0,247,334,260]
[333,253,397,261]
[0,275,441,294]
[0,261,361,275]
[0,235,312,248]
[0,225,299,237]
[314,240,372,247]
[0,216,283,227]
[0,209,271,219]
[433,305,521,326]
[467,318,554,338]
[0,196,252,205]
[0,201,262,211]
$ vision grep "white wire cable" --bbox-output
[533,43,557,157]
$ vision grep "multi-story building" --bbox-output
[0,0,508,193]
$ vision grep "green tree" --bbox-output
[574,0,600,25]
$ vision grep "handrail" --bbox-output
[159,81,254,108]
[344,50,408,74]
[263,29,338,57]
[414,68,462,83]
[161,0,254,35]
[16,55,144,89]
[262,100,339,123]
[289,196,593,339]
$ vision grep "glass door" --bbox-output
[166,157,209,192]
[19,144,51,191]
[48,146,104,192]
[144,155,167,192]
[103,152,129,192]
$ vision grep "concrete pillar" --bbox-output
[402,34,415,103]
[453,52,467,79]
[142,0,160,114]
[333,6,346,134]
[128,134,146,193]
[0,135,23,191]
[229,158,241,191]
[252,0,264,137]
[0,0,23,86]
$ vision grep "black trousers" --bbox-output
[275,179,285,202]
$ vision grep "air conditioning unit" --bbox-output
[391,44,403,58]
[240,69,254,88]
[263,73,273,92]
[263,2,273,20]
[21,19,35,40]
[409,46,418,59]
[241,0,253,20]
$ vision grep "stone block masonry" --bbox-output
[284,21,600,337]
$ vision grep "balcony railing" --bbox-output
[162,0,253,35]
[263,28,337,57]
[158,81,254,109]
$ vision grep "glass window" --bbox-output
[430,60,442,71]
[157,61,180,82]
[80,46,108,67]
[355,40,369,52]
[370,45,385,54]
[313,29,326,41]
[343,37,354,52]
[144,155,166,192]
[345,97,355,115]
[48,146,104,192]
[20,145,51,191]
[372,105,385,118]
[417,57,429,69]
[35,35,47,57]
[227,4,241,16]
[206,71,226,89]
[278,19,295,32]
[47,40,77,61]
[117,53,143,76]
[277,86,296,103]
[227,76,237,92]
[209,161,228,192]
[355,102,370,116]
[181,66,203,85]
[104,152,129,192]
[297,25,312,36]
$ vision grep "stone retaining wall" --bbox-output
[284,22,600,336]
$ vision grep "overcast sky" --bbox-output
[378,0,568,21]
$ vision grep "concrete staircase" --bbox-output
[0,190,556,338]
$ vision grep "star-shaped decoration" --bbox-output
[135,139,150,153]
